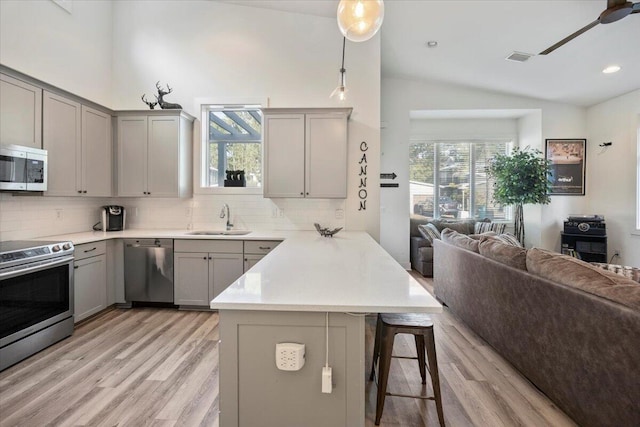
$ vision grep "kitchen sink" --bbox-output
[186,230,252,236]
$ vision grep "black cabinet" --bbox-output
[561,232,607,263]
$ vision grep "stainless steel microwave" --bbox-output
[0,144,47,191]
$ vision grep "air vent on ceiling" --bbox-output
[505,51,534,62]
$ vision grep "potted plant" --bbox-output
[487,147,551,244]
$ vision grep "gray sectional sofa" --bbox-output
[433,237,640,427]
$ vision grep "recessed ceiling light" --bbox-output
[602,65,621,74]
[426,41,438,48]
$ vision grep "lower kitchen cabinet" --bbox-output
[243,240,282,272]
[74,241,107,323]
[174,240,243,308]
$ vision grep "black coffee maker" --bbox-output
[100,205,126,231]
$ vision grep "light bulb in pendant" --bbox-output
[337,0,384,42]
[330,68,347,102]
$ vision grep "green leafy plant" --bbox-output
[486,147,551,244]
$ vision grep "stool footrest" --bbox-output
[385,391,436,401]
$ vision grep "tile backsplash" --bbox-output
[0,193,346,241]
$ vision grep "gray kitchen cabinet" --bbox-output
[117,111,194,198]
[174,240,243,307]
[0,73,42,148]
[243,240,282,272]
[74,241,107,323]
[43,91,112,197]
[263,108,351,199]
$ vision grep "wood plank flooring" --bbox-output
[0,274,576,427]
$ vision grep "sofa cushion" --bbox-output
[478,238,527,270]
[469,231,498,240]
[527,248,640,311]
[474,222,507,234]
[417,223,441,244]
[410,215,430,237]
[432,219,475,235]
[441,228,480,253]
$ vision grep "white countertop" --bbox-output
[34,228,442,314]
[35,229,289,245]
[211,231,442,314]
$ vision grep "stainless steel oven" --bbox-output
[0,241,74,371]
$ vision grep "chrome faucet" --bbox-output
[220,203,233,230]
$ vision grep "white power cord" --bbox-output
[322,312,332,393]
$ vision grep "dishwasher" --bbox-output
[124,239,174,305]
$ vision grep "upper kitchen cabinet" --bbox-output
[262,108,351,199]
[43,91,113,197]
[0,73,42,148]
[117,110,194,198]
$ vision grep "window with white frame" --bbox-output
[410,140,513,220]
[201,105,262,188]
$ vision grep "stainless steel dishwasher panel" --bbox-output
[124,239,174,303]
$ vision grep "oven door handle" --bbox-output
[0,255,75,280]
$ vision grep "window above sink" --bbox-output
[195,100,267,196]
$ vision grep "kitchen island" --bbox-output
[210,231,442,427]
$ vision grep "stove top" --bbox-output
[0,240,74,268]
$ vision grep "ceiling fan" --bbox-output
[539,0,640,55]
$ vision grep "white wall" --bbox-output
[381,77,587,266]
[586,89,640,266]
[411,118,518,140]
[0,0,113,106]
[0,1,382,241]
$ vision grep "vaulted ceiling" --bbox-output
[222,0,640,106]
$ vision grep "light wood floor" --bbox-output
[0,274,576,427]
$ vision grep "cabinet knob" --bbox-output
[147,192,151,195]
[77,190,82,194]
[244,258,248,261]
[208,257,212,260]
[83,190,87,194]
[306,192,309,195]
[300,192,303,195]
[203,257,207,260]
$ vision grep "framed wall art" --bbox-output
[545,139,586,195]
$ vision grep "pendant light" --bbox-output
[330,37,348,101]
[337,0,384,42]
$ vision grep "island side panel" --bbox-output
[218,310,365,427]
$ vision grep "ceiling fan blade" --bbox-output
[607,0,627,8]
[539,19,600,55]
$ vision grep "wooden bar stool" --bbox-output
[369,313,445,426]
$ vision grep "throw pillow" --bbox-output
[441,228,480,253]
[495,232,523,247]
[527,248,640,311]
[590,263,640,283]
[474,221,507,235]
[417,223,441,245]
[478,238,527,270]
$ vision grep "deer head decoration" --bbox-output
[141,94,157,110]
[155,81,182,109]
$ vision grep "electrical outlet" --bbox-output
[55,209,63,220]
[278,208,284,218]
[275,343,305,371]
[335,209,344,219]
